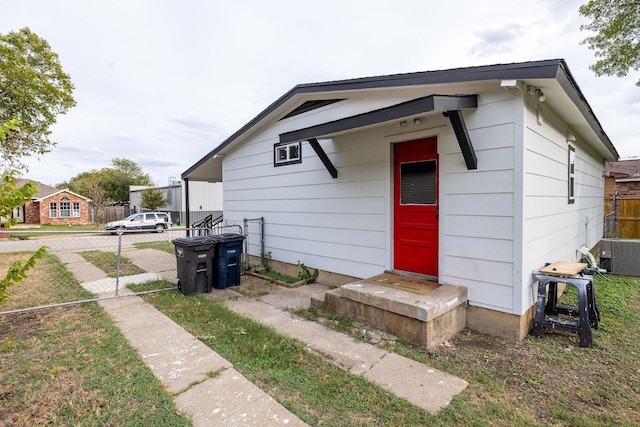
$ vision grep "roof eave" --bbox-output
[182,59,619,180]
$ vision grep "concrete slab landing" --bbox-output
[323,279,468,350]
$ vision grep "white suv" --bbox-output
[105,212,171,233]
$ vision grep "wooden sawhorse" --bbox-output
[531,262,600,348]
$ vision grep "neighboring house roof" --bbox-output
[16,178,59,199]
[34,188,91,202]
[16,178,91,202]
[183,59,619,182]
[605,159,640,178]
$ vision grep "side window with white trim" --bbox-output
[568,145,576,204]
[274,141,301,166]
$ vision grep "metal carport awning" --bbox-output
[279,94,479,178]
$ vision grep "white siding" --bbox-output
[438,91,519,313]
[220,89,606,317]
[222,98,401,278]
[519,102,605,314]
[185,181,223,211]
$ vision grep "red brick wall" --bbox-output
[25,192,91,225]
[24,200,41,224]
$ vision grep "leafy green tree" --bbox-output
[0,27,76,169]
[66,159,153,205]
[101,158,153,204]
[0,28,73,302]
[140,188,168,211]
[67,170,103,196]
[580,1,640,85]
[0,170,36,227]
[111,158,151,181]
[0,122,47,304]
[67,171,112,224]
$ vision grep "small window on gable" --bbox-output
[274,141,301,167]
[568,145,576,204]
[50,202,58,218]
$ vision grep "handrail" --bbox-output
[191,214,223,230]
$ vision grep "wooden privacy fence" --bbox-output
[605,196,640,239]
[90,206,131,224]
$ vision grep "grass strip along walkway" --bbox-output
[133,274,640,427]
[132,284,440,425]
[2,245,639,426]
[0,253,190,426]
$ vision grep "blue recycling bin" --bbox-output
[214,233,246,289]
[172,236,217,295]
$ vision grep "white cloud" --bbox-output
[6,0,640,184]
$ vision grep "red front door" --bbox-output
[393,138,439,276]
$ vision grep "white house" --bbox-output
[182,59,618,339]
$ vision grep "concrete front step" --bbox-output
[321,280,468,350]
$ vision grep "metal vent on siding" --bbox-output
[280,99,344,120]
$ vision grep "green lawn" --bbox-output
[0,253,191,425]
[78,250,145,277]
[11,224,102,231]
[133,240,175,254]
[132,274,640,426]
[3,247,639,426]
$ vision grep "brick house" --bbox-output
[604,159,640,199]
[15,179,91,225]
[605,159,640,197]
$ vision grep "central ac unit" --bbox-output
[600,238,640,276]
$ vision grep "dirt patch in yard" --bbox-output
[0,306,86,425]
[232,273,281,298]
[0,308,74,343]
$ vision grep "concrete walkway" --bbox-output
[99,291,305,426]
[62,248,468,425]
[121,247,178,281]
[61,250,305,425]
[219,282,468,414]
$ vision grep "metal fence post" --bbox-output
[116,229,122,297]
[611,194,620,237]
[243,218,249,272]
[260,216,265,269]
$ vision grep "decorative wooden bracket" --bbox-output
[308,138,337,178]
[444,110,477,170]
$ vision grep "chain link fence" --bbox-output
[0,218,265,313]
[206,217,264,271]
[0,228,184,314]
[243,217,265,270]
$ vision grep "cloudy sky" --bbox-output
[3,0,640,186]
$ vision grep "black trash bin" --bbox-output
[172,236,217,295]
[214,233,246,289]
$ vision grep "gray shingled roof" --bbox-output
[605,159,640,178]
[16,178,59,199]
